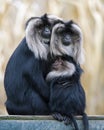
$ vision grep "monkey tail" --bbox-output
[69,114,79,130]
[82,113,89,130]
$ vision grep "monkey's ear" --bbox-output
[70,22,84,64]
[73,42,85,64]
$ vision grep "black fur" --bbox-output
[47,56,89,130]
[47,20,89,129]
[4,14,60,115]
[4,38,51,115]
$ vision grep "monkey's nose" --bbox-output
[42,27,51,38]
[65,35,71,41]
[64,35,71,42]
[63,35,72,46]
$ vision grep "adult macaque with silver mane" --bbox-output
[47,21,89,130]
[4,14,61,115]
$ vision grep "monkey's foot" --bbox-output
[63,116,71,125]
[52,112,64,121]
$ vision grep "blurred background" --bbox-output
[0,0,104,115]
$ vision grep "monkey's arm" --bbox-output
[23,63,50,101]
[32,73,50,101]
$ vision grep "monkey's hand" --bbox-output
[52,112,64,121]
[52,112,71,125]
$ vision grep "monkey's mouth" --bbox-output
[52,57,63,70]
[43,38,50,45]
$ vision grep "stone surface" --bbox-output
[0,116,104,130]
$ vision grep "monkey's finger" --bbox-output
[52,113,64,121]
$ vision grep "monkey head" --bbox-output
[26,14,62,60]
[50,20,84,64]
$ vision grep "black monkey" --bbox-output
[46,21,89,130]
[4,14,61,115]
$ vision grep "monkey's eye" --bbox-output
[69,29,81,42]
[62,34,72,46]
[41,26,51,38]
[35,21,43,29]
[69,27,80,37]
[56,27,64,34]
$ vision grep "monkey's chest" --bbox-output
[49,83,85,115]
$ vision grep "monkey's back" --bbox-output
[4,38,50,115]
